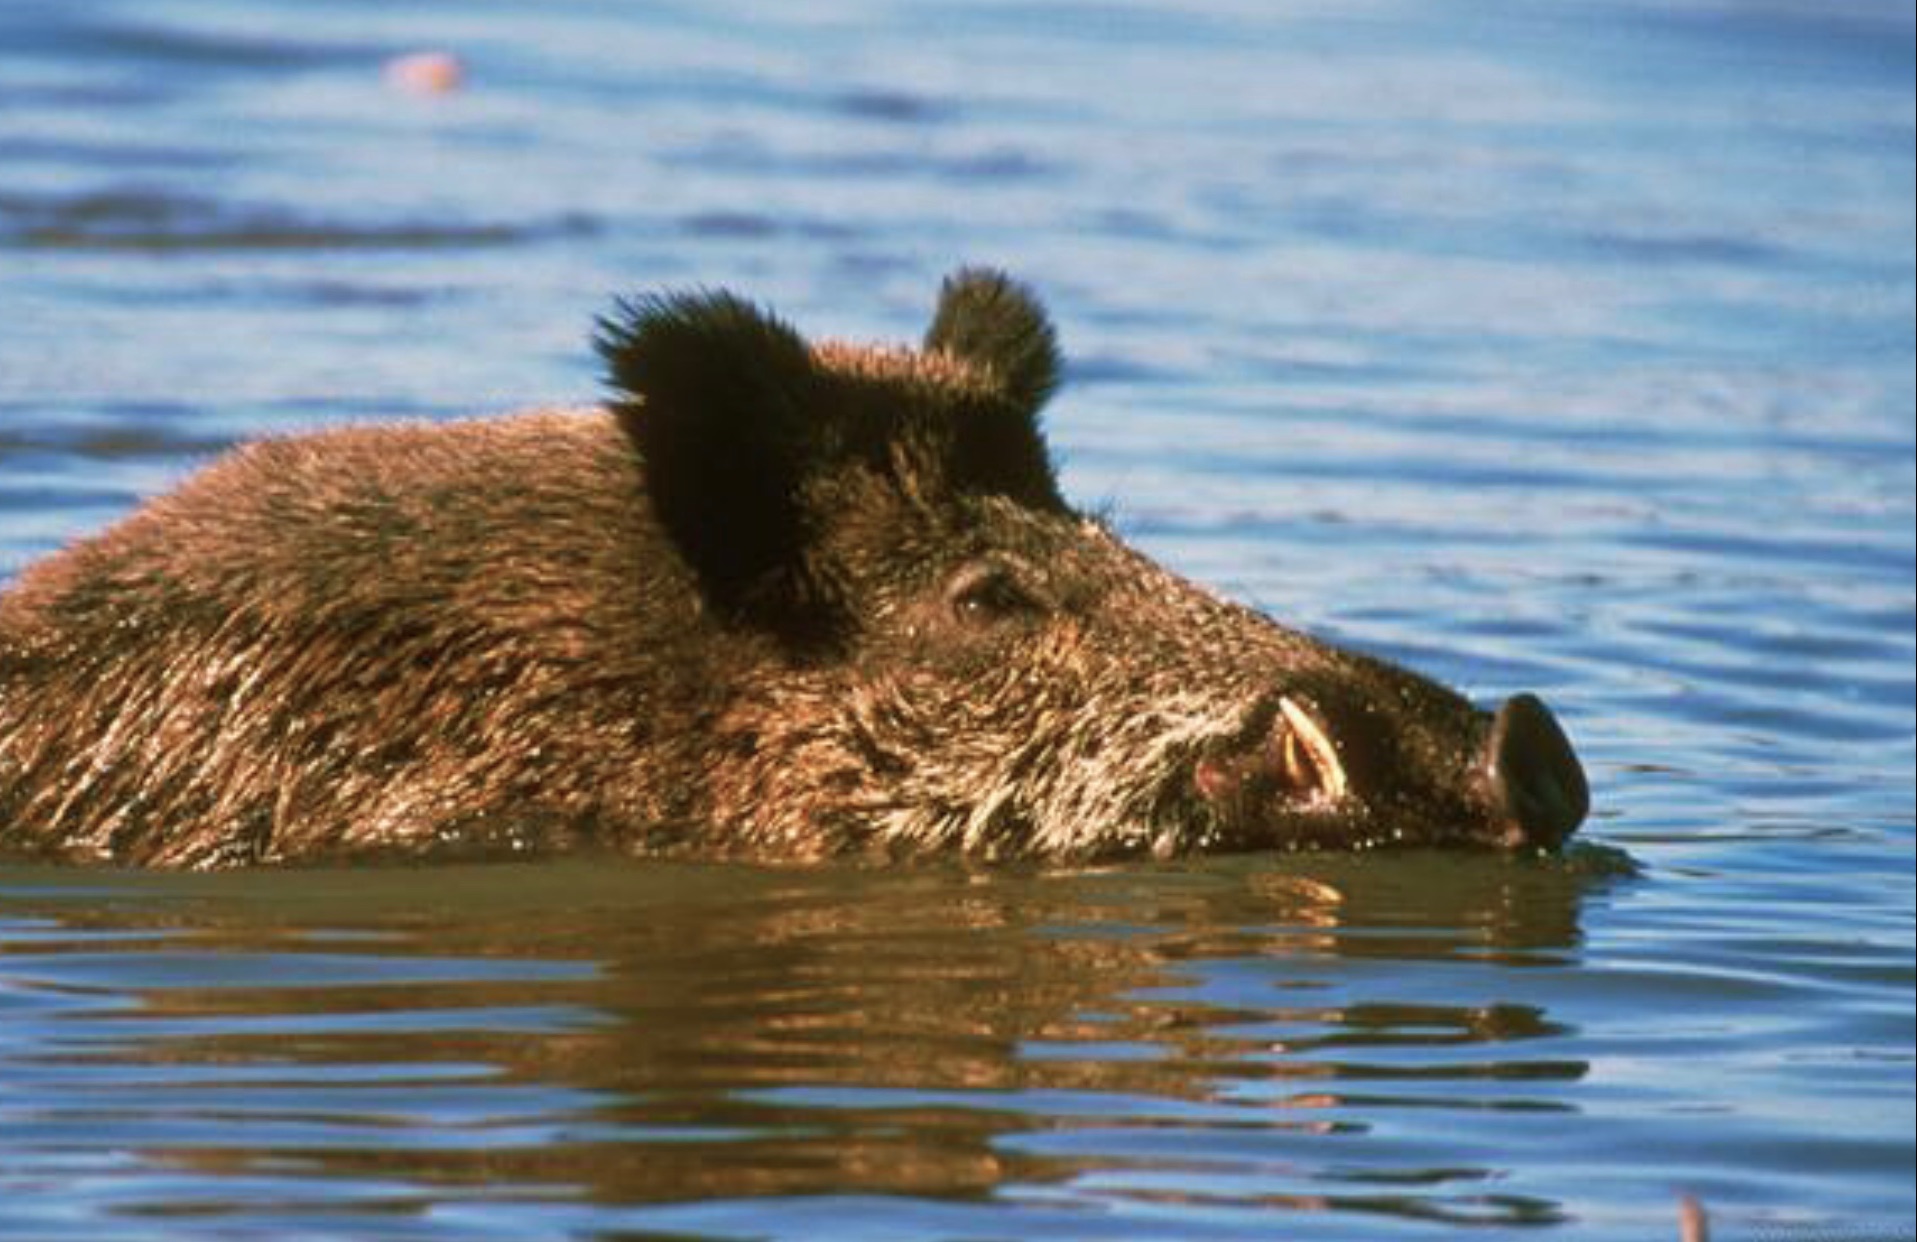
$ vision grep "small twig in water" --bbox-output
[1678,1194,1710,1242]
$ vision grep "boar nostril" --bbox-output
[1485,693,1590,849]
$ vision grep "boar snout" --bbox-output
[1188,689,1589,855]
[1483,693,1589,850]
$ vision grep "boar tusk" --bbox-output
[1279,696,1349,800]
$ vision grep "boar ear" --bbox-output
[596,290,833,628]
[923,267,1061,414]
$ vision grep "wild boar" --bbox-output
[0,269,1588,868]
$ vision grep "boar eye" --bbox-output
[948,563,1045,625]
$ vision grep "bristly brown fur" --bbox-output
[0,268,1564,869]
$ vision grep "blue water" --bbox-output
[1,2,1912,1239]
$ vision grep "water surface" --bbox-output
[2,1,1912,1239]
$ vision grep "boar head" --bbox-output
[597,270,1588,862]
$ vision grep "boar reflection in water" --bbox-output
[0,269,1588,867]
[19,860,1593,1211]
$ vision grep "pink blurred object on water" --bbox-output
[385,51,465,96]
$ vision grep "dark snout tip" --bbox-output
[1486,693,1590,851]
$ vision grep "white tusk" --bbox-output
[1279,696,1349,799]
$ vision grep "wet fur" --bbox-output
[1,270,1496,867]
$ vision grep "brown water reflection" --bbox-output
[0,852,1618,1231]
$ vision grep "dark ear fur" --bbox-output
[595,291,831,628]
[923,267,1062,413]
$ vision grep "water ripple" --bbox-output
[0,189,595,253]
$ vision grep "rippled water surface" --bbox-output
[2,2,1912,1239]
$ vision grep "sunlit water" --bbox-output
[1,2,1911,1239]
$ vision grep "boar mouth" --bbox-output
[1190,694,1350,831]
